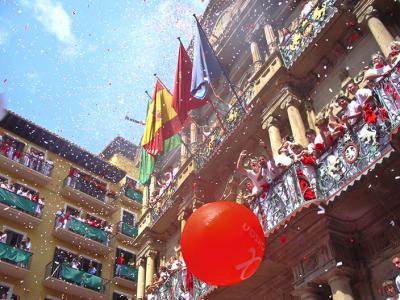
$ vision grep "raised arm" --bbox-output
[236,150,248,176]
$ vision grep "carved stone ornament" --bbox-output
[211,1,241,41]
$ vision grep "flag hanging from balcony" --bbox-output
[191,18,224,100]
[141,79,183,157]
[173,40,207,126]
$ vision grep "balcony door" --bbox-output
[122,210,135,227]
[4,229,24,248]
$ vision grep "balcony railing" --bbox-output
[0,187,42,218]
[57,217,110,245]
[279,0,338,68]
[44,261,110,298]
[0,142,54,177]
[123,187,143,204]
[150,182,177,225]
[152,268,213,300]
[0,241,32,269]
[115,264,138,282]
[62,176,117,215]
[116,221,138,238]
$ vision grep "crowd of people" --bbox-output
[55,209,113,243]
[381,255,400,300]
[0,135,54,177]
[148,166,179,211]
[145,256,188,299]
[238,43,400,228]
[0,178,45,217]
[0,231,31,252]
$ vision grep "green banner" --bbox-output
[68,218,108,243]
[0,188,37,215]
[119,265,138,281]
[121,222,138,238]
[0,242,32,268]
[60,264,104,291]
[125,188,143,203]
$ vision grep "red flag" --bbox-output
[172,41,207,126]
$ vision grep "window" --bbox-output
[122,210,135,227]
[0,284,10,300]
[2,135,25,152]
[65,205,80,217]
[80,256,102,276]
[114,248,135,276]
[125,177,137,189]
[4,229,24,248]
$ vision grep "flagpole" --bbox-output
[192,14,247,112]
[177,37,227,132]
[147,78,195,160]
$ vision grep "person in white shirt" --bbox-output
[382,280,400,300]
[336,95,362,128]
[0,231,7,243]
[16,187,23,195]
[347,82,373,106]
[23,237,31,252]
[392,255,400,292]
[71,257,80,269]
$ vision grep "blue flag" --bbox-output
[190,20,224,100]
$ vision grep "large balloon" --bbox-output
[181,201,265,286]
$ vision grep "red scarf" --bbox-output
[363,102,377,124]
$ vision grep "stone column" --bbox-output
[364,7,394,57]
[250,39,263,72]
[149,175,157,196]
[145,250,157,288]
[263,23,277,57]
[328,274,354,300]
[142,185,149,214]
[181,133,189,164]
[305,101,317,132]
[264,116,282,158]
[136,257,146,300]
[284,97,308,147]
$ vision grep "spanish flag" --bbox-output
[141,79,183,157]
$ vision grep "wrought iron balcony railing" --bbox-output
[116,221,138,238]
[44,261,110,294]
[151,268,213,300]
[0,241,32,269]
[279,0,338,68]
[115,264,138,282]
[122,187,143,204]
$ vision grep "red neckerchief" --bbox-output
[374,63,385,69]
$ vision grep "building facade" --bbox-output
[0,112,142,300]
[134,0,400,299]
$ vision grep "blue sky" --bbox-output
[0,0,208,153]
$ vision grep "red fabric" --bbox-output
[363,102,377,124]
[379,107,389,120]
[31,194,39,202]
[301,154,316,166]
[185,269,194,295]
[383,82,400,102]
[296,170,316,200]
[314,143,325,152]
[172,42,207,127]
[116,256,125,265]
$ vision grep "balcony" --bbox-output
[0,147,52,186]
[152,268,213,300]
[52,217,111,255]
[115,221,138,244]
[114,265,138,290]
[0,188,42,228]
[61,177,117,216]
[120,187,142,209]
[43,261,109,300]
[279,0,339,69]
[0,242,32,280]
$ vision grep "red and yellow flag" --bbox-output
[141,79,183,157]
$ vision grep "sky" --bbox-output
[0,0,209,154]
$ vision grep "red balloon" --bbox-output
[181,201,265,286]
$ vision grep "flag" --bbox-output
[138,98,181,185]
[173,41,207,126]
[138,134,181,185]
[141,79,183,157]
[191,19,224,100]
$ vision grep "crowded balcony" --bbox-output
[278,0,339,69]
[43,260,109,300]
[0,180,44,228]
[147,262,212,300]
[52,212,112,255]
[61,168,117,216]
[0,137,53,185]
[0,241,32,280]
[115,221,138,244]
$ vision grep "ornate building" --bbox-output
[134,0,400,299]
[0,112,142,300]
